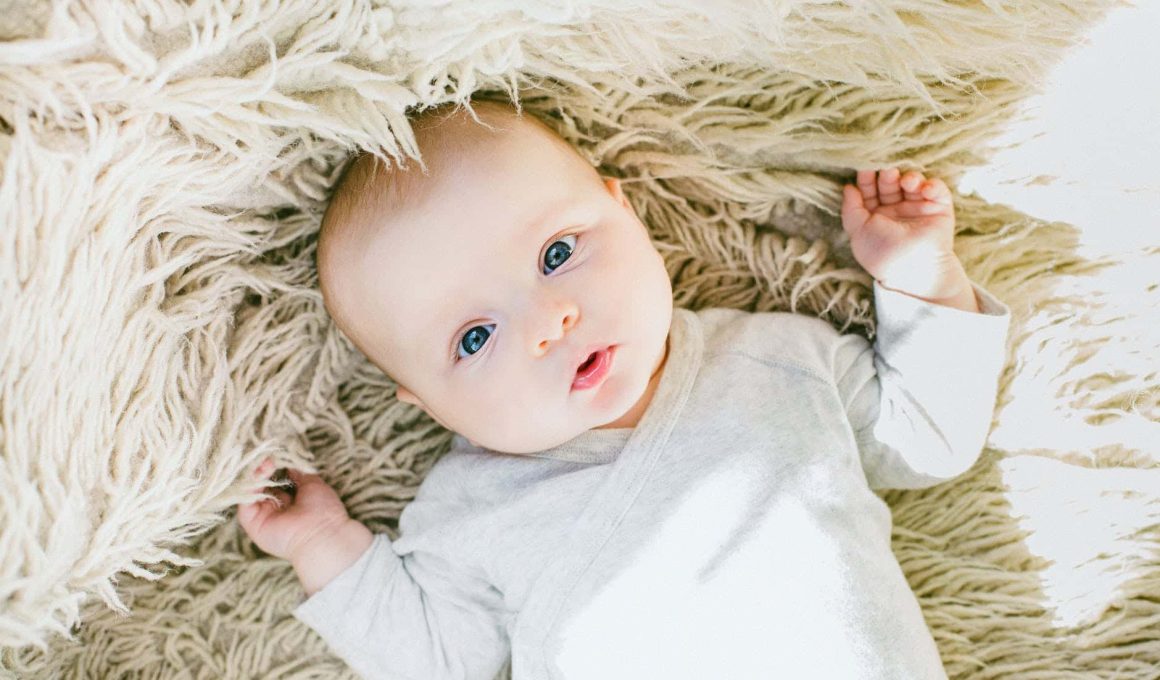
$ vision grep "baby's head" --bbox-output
[317,100,673,454]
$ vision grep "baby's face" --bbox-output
[355,117,673,454]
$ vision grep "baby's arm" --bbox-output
[833,168,1012,488]
[236,459,372,595]
[236,459,511,679]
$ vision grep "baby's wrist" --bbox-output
[877,258,979,313]
[290,517,374,597]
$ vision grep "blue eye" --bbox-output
[457,323,495,360]
[543,234,577,275]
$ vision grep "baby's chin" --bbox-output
[471,421,602,455]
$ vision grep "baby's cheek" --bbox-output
[459,379,529,442]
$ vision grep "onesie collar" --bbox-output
[520,306,702,465]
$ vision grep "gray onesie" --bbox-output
[295,279,1012,679]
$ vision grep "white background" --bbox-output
[958,1,1160,258]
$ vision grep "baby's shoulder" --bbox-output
[693,306,846,378]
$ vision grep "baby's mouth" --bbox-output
[577,353,598,373]
[572,346,615,391]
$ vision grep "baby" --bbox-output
[237,99,1011,679]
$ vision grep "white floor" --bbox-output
[958,1,1160,258]
[965,2,1159,631]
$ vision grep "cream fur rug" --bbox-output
[2,0,1157,677]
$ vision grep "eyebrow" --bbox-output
[432,198,575,365]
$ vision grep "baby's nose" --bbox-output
[534,303,579,354]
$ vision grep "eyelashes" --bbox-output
[453,233,580,362]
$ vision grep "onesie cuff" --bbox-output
[871,276,1011,402]
[873,278,1009,318]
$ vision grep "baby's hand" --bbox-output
[841,168,967,302]
[237,458,351,561]
[237,458,372,595]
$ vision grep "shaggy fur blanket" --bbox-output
[1,0,1156,677]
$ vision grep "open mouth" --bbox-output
[573,347,613,391]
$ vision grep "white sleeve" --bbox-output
[832,279,1012,490]
[293,533,511,680]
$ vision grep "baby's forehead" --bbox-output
[369,175,566,266]
[359,167,584,320]
[365,119,583,235]
[356,117,543,218]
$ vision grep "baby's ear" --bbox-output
[395,385,457,432]
[602,176,630,208]
[395,384,420,406]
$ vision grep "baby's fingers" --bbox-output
[236,482,294,537]
[893,200,947,217]
[252,457,276,484]
[236,496,271,533]
[900,171,925,202]
[842,184,871,234]
[856,170,880,211]
[286,468,328,493]
[238,458,289,520]
[921,178,952,205]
